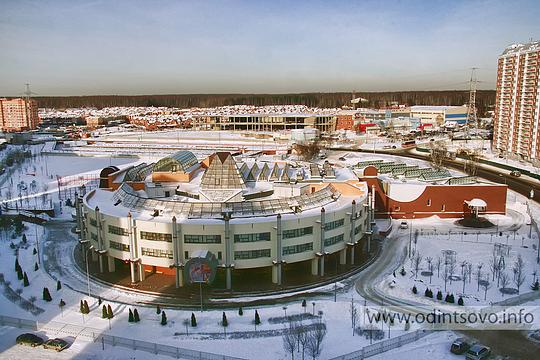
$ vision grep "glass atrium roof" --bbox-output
[153,151,198,173]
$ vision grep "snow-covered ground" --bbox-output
[1,143,540,359]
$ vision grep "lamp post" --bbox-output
[85,244,94,297]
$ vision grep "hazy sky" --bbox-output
[1,0,539,96]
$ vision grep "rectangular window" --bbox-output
[283,242,313,255]
[325,219,344,231]
[234,232,271,243]
[184,234,222,244]
[140,231,172,242]
[141,247,173,259]
[184,251,189,259]
[109,240,129,252]
[234,249,271,260]
[354,224,363,235]
[283,226,313,239]
[441,204,446,212]
[89,218,97,227]
[218,251,222,260]
[427,199,432,206]
[108,225,129,236]
[324,233,344,247]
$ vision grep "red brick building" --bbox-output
[360,166,507,219]
[0,98,40,132]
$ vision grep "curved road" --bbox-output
[343,148,540,359]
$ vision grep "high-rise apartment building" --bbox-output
[493,41,540,163]
[0,98,40,132]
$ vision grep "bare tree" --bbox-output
[349,298,359,336]
[426,257,434,284]
[480,276,491,300]
[293,141,321,161]
[282,322,298,360]
[462,264,470,294]
[305,324,327,360]
[413,252,423,279]
[499,271,510,295]
[435,257,442,278]
[489,255,499,282]
[513,255,526,294]
[429,140,448,169]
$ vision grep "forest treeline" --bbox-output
[33,90,495,114]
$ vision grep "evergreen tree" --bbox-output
[15,258,20,272]
[302,299,307,312]
[107,304,114,319]
[59,299,66,307]
[412,285,417,294]
[161,311,167,325]
[445,294,450,302]
[56,280,62,291]
[222,312,228,327]
[424,288,430,297]
[84,300,90,314]
[102,305,108,318]
[156,305,161,314]
[80,300,85,314]
[42,287,52,302]
[255,310,261,325]
[128,308,134,323]
[33,248,37,255]
[17,268,23,280]
[238,306,243,316]
[22,234,27,243]
[436,290,443,300]
[23,272,29,287]
[98,296,102,305]
[34,262,39,271]
[191,312,197,327]
[449,294,455,303]
[458,297,464,306]
[531,280,540,291]
[133,308,140,322]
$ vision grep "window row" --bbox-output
[324,233,344,247]
[140,231,172,242]
[234,249,271,260]
[325,218,344,231]
[109,240,129,252]
[108,225,129,236]
[283,242,313,255]
[283,226,313,239]
[184,234,222,244]
[234,232,271,243]
[141,247,173,259]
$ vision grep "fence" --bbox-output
[0,314,247,360]
[330,329,430,360]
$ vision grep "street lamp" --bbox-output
[85,245,94,297]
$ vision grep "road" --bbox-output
[342,148,540,359]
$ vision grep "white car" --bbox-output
[400,221,408,229]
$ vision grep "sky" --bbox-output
[1,0,539,96]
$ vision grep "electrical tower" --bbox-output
[466,68,478,129]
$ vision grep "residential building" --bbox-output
[493,41,540,163]
[0,98,40,132]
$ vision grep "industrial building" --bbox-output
[0,98,40,132]
[493,41,540,164]
[409,105,468,126]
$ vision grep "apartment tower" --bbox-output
[0,98,40,132]
[493,41,540,163]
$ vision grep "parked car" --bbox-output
[466,344,491,360]
[450,337,471,354]
[43,338,68,352]
[510,170,521,177]
[16,333,44,347]
[400,221,408,229]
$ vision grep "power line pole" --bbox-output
[466,68,478,129]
